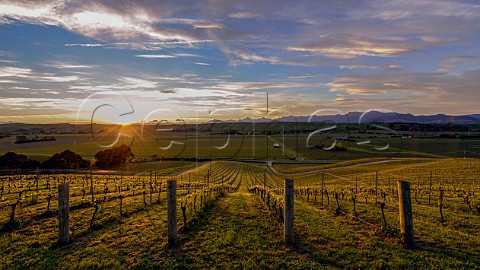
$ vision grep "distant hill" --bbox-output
[265,112,480,124]
[470,114,480,120]
[1,112,480,135]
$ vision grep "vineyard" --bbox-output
[0,158,479,269]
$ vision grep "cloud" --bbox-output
[327,68,480,114]
[121,77,158,88]
[0,66,32,77]
[204,81,325,92]
[38,75,80,83]
[192,22,225,29]
[194,62,210,66]
[0,79,16,83]
[366,0,480,21]
[229,12,259,19]
[339,65,379,70]
[64,43,104,47]
[220,47,326,66]
[42,61,96,69]
[0,1,198,47]
[288,34,428,59]
[288,74,321,79]
[135,54,177,59]
[437,55,480,72]
[328,73,439,96]
[135,53,198,59]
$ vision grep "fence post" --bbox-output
[284,178,294,245]
[90,168,94,203]
[398,180,414,246]
[35,168,39,197]
[58,184,70,244]
[375,171,378,204]
[428,170,432,206]
[167,179,178,247]
[321,170,324,205]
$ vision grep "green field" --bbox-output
[1,132,479,162]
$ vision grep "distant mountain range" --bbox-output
[216,111,480,124]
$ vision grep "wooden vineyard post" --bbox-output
[35,169,39,197]
[167,179,178,247]
[398,181,414,247]
[149,170,153,205]
[428,170,432,206]
[375,171,379,205]
[58,184,70,245]
[321,170,325,206]
[284,179,294,245]
[90,168,94,203]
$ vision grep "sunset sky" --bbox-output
[0,0,479,123]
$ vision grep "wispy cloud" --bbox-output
[339,65,378,70]
[192,22,225,29]
[135,54,176,59]
[229,12,259,19]
[42,61,96,69]
[327,68,480,115]
[288,34,428,59]
[0,66,32,77]
[288,74,321,79]
[437,55,480,72]
[38,75,80,82]
[64,43,104,47]
[135,53,198,59]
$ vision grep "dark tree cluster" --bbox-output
[94,145,134,168]
[42,150,90,169]
[0,152,40,169]
[0,150,91,170]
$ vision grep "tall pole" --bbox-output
[266,92,269,114]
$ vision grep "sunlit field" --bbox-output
[1,157,479,269]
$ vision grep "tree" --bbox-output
[42,150,90,169]
[94,145,134,168]
[0,152,41,169]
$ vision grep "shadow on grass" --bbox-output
[413,239,480,265]
[290,231,344,268]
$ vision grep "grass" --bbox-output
[2,131,480,162]
[0,159,479,269]
[293,200,480,269]
[152,191,328,269]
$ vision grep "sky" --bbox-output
[0,0,479,124]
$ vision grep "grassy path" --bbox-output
[151,191,334,269]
